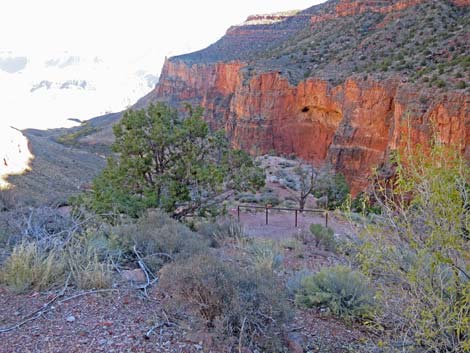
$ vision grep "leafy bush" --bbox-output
[295,266,376,320]
[56,122,99,147]
[350,192,381,215]
[236,193,258,204]
[314,172,350,210]
[310,224,337,252]
[258,192,281,207]
[111,210,209,272]
[294,229,313,244]
[0,242,66,293]
[356,143,470,351]
[457,80,467,89]
[159,253,291,352]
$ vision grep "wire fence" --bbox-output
[237,204,329,228]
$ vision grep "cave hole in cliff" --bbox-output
[301,106,310,113]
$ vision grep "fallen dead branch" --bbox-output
[144,320,178,339]
[0,286,121,334]
[133,246,158,297]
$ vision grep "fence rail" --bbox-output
[237,204,329,228]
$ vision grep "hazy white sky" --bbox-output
[0,0,325,130]
[0,0,322,67]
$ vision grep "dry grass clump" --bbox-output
[0,207,114,292]
[245,239,283,272]
[67,240,112,290]
[197,219,248,247]
[0,239,113,293]
[0,242,66,293]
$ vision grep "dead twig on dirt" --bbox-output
[148,252,174,261]
[144,320,178,339]
[133,246,158,297]
[0,287,120,334]
[238,316,247,353]
[0,274,72,333]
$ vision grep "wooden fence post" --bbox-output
[265,206,268,225]
[237,205,240,223]
[325,211,329,228]
[295,209,298,228]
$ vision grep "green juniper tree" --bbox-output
[89,103,264,218]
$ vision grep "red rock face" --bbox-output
[153,60,470,195]
[311,0,469,24]
[152,59,244,129]
[452,0,470,5]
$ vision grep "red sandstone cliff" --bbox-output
[144,0,470,194]
[311,0,470,24]
[153,60,469,194]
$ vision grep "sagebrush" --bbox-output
[159,253,291,352]
[295,266,376,321]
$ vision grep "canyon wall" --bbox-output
[311,0,470,24]
[144,0,470,194]
[152,59,470,194]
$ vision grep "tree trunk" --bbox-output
[299,196,306,212]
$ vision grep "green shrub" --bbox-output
[236,193,258,204]
[314,172,350,210]
[0,242,66,293]
[350,192,381,215]
[86,103,265,218]
[294,229,313,244]
[457,80,467,89]
[56,122,99,147]
[310,224,337,252]
[295,266,376,320]
[436,79,446,88]
[159,253,291,352]
[111,210,209,272]
[356,143,470,351]
[258,192,281,207]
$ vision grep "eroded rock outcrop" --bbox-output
[143,0,470,194]
[153,60,469,193]
[311,0,469,24]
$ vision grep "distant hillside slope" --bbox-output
[5,128,106,206]
[0,127,33,189]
